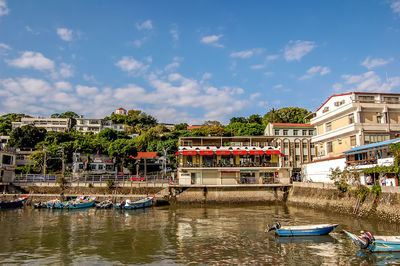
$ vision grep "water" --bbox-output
[1,204,400,265]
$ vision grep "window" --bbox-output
[364,135,390,145]
[295,142,300,148]
[322,107,329,113]
[293,130,298,136]
[2,155,13,165]
[358,95,375,103]
[349,114,354,124]
[98,164,104,170]
[326,122,332,132]
[384,96,399,104]
[295,155,300,161]
[283,130,288,136]
[350,135,356,146]
[302,142,308,149]
[327,142,333,153]
[284,142,289,148]
[303,155,308,162]
[310,143,315,148]
[274,129,280,135]
[308,130,314,136]
[302,130,307,135]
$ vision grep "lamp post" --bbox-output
[42,147,47,179]
[163,147,169,179]
[60,147,65,179]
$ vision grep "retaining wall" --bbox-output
[288,182,400,223]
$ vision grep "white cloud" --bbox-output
[0,43,10,55]
[136,20,153,30]
[391,0,400,15]
[57,28,73,41]
[83,74,98,83]
[201,34,223,47]
[202,73,212,80]
[361,56,394,69]
[333,71,400,93]
[170,24,179,41]
[284,40,316,61]
[250,64,265,69]
[264,72,274,77]
[0,0,9,16]
[115,56,149,76]
[299,66,330,80]
[266,54,279,61]
[55,81,72,91]
[76,85,99,96]
[250,93,261,100]
[274,84,283,89]
[230,49,262,59]
[6,51,55,70]
[164,57,183,72]
[58,63,74,78]
[26,26,39,35]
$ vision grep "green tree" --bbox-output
[248,114,262,124]
[262,107,311,125]
[173,123,188,131]
[8,125,47,149]
[230,117,248,124]
[108,138,138,171]
[226,122,264,136]
[0,113,25,135]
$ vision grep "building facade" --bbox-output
[264,123,316,177]
[308,92,400,160]
[0,150,16,183]
[12,117,71,132]
[75,118,125,133]
[177,136,290,185]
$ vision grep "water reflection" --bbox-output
[0,204,399,264]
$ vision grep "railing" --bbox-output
[346,158,377,166]
[13,174,173,186]
[180,162,279,168]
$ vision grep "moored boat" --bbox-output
[343,230,400,252]
[0,196,28,209]
[67,196,96,209]
[95,199,113,209]
[114,196,154,210]
[266,222,339,236]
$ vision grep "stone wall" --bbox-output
[173,186,287,204]
[288,183,400,223]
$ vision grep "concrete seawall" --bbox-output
[171,185,289,203]
[288,183,400,223]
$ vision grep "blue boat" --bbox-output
[0,196,28,209]
[266,222,338,236]
[114,196,154,210]
[344,230,400,252]
[67,196,96,209]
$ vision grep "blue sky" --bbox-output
[1,0,400,124]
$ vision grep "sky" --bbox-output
[1,0,400,125]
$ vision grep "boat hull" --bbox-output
[276,224,338,237]
[344,230,400,252]
[115,197,154,210]
[67,199,95,209]
[0,198,27,209]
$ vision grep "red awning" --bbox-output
[266,150,281,155]
[249,150,264,155]
[216,150,231,155]
[233,150,248,155]
[175,151,180,156]
[182,151,197,156]
[199,151,214,156]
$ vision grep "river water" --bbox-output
[1,204,400,265]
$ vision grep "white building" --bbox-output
[76,118,125,133]
[12,117,71,132]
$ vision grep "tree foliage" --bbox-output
[262,107,311,125]
[8,125,47,149]
[226,122,264,136]
[0,113,25,135]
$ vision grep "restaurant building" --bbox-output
[176,136,290,185]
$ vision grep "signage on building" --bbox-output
[378,158,394,166]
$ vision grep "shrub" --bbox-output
[105,179,114,189]
[88,182,93,188]
[56,176,67,189]
[353,185,370,202]
[371,184,382,197]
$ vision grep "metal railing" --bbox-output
[13,174,173,186]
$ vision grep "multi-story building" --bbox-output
[176,136,290,185]
[0,150,16,183]
[12,117,71,132]
[115,107,127,115]
[75,118,125,133]
[308,92,400,160]
[264,123,316,178]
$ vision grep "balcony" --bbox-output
[180,161,279,168]
[346,158,377,166]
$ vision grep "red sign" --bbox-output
[266,150,281,155]
[182,151,197,156]
[216,150,231,155]
[249,150,264,155]
[199,151,214,156]
[233,150,248,155]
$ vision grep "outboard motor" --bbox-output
[360,231,375,249]
[266,222,281,232]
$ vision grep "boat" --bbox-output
[0,196,28,209]
[114,196,154,210]
[343,230,400,252]
[66,196,96,209]
[266,222,339,236]
[95,199,113,209]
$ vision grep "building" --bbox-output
[72,153,115,175]
[115,107,127,115]
[12,117,71,132]
[0,136,9,150]
[176,136,290,185]
[264,123,316,178]
[308,92,400,160]
[344,138,400,186]
[0,150,16,183]
[75,118,125,133]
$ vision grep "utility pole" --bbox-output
[163,147,169,179]
[60,147,65,179]
[43,147,47,179]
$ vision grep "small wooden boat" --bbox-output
[266,222,338,236]
[0,196,28,209]
[344,230,400,252]
[95,199,113,209]
[67,196,96,209]
[114,196,154,210]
